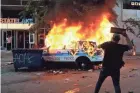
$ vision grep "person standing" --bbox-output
[6,35,12,51]
[94,32,133,93]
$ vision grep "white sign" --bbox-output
[122,9,140,21]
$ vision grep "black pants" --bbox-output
[94,68,121,93]
[7,43,11,50]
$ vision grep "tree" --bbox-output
[19,0,55,48]
[124,18,140,38]
[20,0,119,48]
[120,0,140,38]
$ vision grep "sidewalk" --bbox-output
[1,50,13,62]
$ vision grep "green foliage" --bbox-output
[19,0,55,31]
[20,0,118,31]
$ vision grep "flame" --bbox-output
[132,46,136,56]
[45,14,113,50]
[65,88,80,93]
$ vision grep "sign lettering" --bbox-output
[131,1,140,6]
[64,57,74,60]
[0,18,34,24]
[46,56,60,61]
[0,18,19,23]
[13,53,34,64]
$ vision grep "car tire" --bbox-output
[77,60,91,70]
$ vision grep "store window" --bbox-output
[29,33,35,44]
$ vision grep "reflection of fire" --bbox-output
[45,14,113,51]
[132,46,136,56]
[65,88,80,93]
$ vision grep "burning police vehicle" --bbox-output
[42,41,104,69]
[42,16,113,69]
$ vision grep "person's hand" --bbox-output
[122,31,128,37]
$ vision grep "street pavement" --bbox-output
[1,51,140,93]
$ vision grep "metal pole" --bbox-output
[11,30,12,50]
[6,31,7,49]
[20,0,22,5]
[24,31,25,48]
[1,30,4,48]
[16,31,18,48]
[14,31,15,49]
[29,32,30,48]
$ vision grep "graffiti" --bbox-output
[13,53,34,64]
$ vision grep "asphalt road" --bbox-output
[1,55,140,93]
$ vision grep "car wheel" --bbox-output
[78,61,90,70]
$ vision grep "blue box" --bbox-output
[12,49,43,71]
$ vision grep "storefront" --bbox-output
[0,18,34,50]
[114,0,140,53]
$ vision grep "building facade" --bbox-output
[114,0,140,52]
[0,0,48,50]
[1,0,140,52]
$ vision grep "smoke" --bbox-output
[45,0,118,25]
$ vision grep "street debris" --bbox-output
[78,69,81,71]
[128,74,135,78]
[105,90,110,93]
[35,81,40,84]
[64,78,70,83]
[128,91,134,93]
[48,89,52,93]
[36,73,43,76]
[59,71,64,74]
[122,75,127,78]
[129,68,138,72]
[128,73,140,78]
[85,84,93,88]
[81,76,88,78]
[65,88,80,93]
[47,70,66,75]
[6,62,13,65]
[74,84,78,86]
[47,69,68,75]
[93,64,102,70]
[53,71,58,75]
[88,69,93,72]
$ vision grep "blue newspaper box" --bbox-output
[12,49,43,71]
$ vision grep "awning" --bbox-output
[0,23,34,30]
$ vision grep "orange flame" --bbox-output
[65,88,80,93]
[45,15,113,50]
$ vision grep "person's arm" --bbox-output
[98,42,108,49]
[122,32,133,50]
